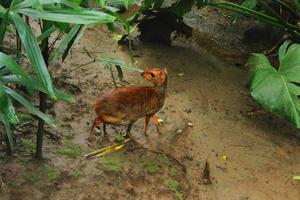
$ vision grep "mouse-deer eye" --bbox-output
[149,72,155,78]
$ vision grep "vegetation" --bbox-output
[249,41,300,128]
[98,154,123,173]
[165,178,183,200]
[57,140,82,158]
[0,0,136,158]
[44,164,60,182]
[198,1,300,38]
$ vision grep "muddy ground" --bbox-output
[1,7,300,200]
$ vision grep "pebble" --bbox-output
[176,129,183,134]
[188,122,193,127]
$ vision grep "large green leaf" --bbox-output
[10,11,57,99]
[249,41,300,128]
[18,8,116,24]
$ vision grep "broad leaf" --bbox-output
[249,41,300,128]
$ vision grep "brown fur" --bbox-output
[90,68,168,139]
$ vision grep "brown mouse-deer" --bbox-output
[90,67,168,140]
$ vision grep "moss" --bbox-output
[158,155,171,166]
[19,139,35,154]
[16,157,29,165]
[140,156,160,174]
[44,164,60,182]
[57,140,81,158]
[169,167,177,177]
[68,170,80,179]
[98,156,122,173]
[165,179,183,200]
[22,171,42,184]
[114,132,126,142]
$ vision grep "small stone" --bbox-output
[188,122,193,127]
[177,72,184,77]
[176,129,183,134]
[184,108,192,113]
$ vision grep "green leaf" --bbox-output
[278,40,291,64]
[15,0,80,10]
[51,24,82,63]
[19,8,116,24]
[31,0,43,10]
[294,0,300,13]
[0,83,19,124]
[0,114,14,150]
[37,25,57,42]
[96,56,143,72]
[10,12,57,99]
[0,52,34,90]
[231,0,257,23]
[0,10,9,45]
[62,25,86,62]
[249,42,300,128]
[4,86,55,126]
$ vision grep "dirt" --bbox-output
[1,8,300,200]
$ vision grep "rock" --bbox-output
[176,128,183,134]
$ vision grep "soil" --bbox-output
[1,7,300,200]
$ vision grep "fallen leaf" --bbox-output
[221,155,228,161]
[158,118,164,125]
[292,176,300,180]
[177,72,184,77]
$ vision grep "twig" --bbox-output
[228,144,254,148]
[69,60,96,73]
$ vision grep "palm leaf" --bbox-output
[18,8,116,24]
[4,86,55,126]
[10,12,57,99]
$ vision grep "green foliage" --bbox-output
[22,171,42,184]
[57,140,82,158]
[199,0,300,38]
[19,138,35,154]
[114,132,126,142]
[249,41,300,128]
[98,154,122,173]
[44,164,60,182]
[165,178,183,200]
[68,170,80,179]
[231,0,257,23]
[169,167,177,177]
[141,156,161,174]
[0,0,120,150]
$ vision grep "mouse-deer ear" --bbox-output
[163,67,168,75]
